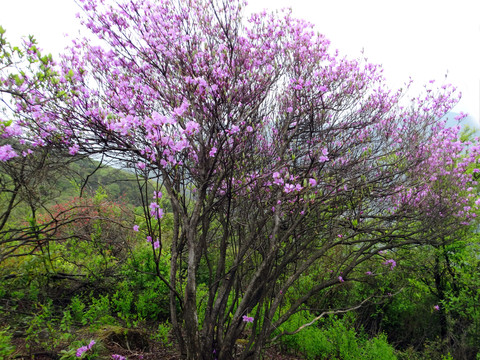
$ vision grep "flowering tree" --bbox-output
[2,1,480,358]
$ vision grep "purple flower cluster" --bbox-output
[111,355,126,360]
[242,315,254,323]
[383,259,397,270]
[76,340,95,358]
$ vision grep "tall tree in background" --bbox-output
[2,1,480,358]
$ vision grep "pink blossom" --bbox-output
[69,144,79,155]
[284,183,295,193]
[133,225,139,232]
[0,144,17,161]
[173,99,189,117]
[112,355,126,360]
[184,120,200,135]
[22,149,33,157]
[2,123,22,137]
[242,315,254,323]
[76,340,95,357]
[209,147,217,157]
[149,202,164,219]
[383,259,396,270]
[338,276,344,283]
[273,172,284,186]
[309,178,317,187]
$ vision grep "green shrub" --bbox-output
[115,244,170,322]
[25,301,58,351]
[0,329,15,359]
[84,294,116,328]
[152,321,173,347]
[278,313,397,360]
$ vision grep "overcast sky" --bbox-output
[1,0,479,123]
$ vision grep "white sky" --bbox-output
[1,0,479,123]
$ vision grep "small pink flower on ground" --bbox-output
[133,225,139,232]
[338,276,344,282]
[154,240,160,249]
[76,340,95,357]
[434,305,440,311]
[76,346,88,357]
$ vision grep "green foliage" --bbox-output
[114,243,171,323]
[84,294,117,329]
[0,328,15,359]
[25,301,59,351]
[69,296,87,324]
[151,322,173,347]
[278,313,397,360]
